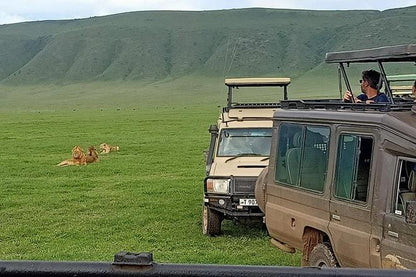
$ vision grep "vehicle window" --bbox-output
[275,123,330,192]
[393,158,416,216]
[217,128,272,156]
[334,134,373,202]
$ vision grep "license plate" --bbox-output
[239,198,258,206]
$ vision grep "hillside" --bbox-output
[0,7,416,85]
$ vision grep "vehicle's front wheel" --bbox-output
[202,205,222,236]
[308,243,338,267]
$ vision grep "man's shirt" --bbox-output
[357,93,389,103]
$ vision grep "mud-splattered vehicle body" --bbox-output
[256,44,416,268]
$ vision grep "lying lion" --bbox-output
[86,146,99,164]
[100,143,119,154]
[57,146,87,166]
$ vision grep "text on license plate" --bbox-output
[239,198,258,206]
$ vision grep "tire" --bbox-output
[308,243,338,267]
[202,205,222,236]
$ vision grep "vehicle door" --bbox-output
[267,123,330,248]
[328,130,375,268]
[381,156,416,269]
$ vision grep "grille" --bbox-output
[233,177,257,194]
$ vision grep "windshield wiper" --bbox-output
[225,153,263,163]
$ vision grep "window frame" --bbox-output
[333,132,375,204]
[392,156,416,218]
[274,122,330,194]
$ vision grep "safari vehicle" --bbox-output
[387,74,416,98]
[203,77,290,236]
[255,44,416,268]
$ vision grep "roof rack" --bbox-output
[229,102,281,108]
[223,102,281,112]
[280,99,414,112]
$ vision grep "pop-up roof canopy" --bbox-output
[325,44,416,63]
[224,77,291,109]
[225,78,291,87]
[324,44,416,104]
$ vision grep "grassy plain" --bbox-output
[0,79,307,265]
[1,5,415,267]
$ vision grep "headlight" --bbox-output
[206,178,230,194]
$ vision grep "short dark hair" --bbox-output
[414,80,416,88]
[362,70,381,90]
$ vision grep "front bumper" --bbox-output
[204,195,264,218]
[204,175,264,219]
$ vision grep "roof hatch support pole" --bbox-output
[283,85,288,100]
[227,86,233,109]
[338,66,343,99]
[339,63,354,103]
[377,61,394,104]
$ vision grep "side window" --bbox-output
[393,158,416,216]
[334,134,373,202]
[275,123,330,192]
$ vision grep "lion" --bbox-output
[57,146,87,166]
[85,146,99,164]
[99,143,119,154]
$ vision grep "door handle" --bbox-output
[332,214,341,221]
[387,231,399,238]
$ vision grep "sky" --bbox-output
[1,0,416,25]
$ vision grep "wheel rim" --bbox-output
[317,260,328,267]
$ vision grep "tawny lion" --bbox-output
[86,146,99,164]
[99,143,119,154]
[57,146,87,166]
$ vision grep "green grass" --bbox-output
[0,66,357,266]
[0,106,301,265]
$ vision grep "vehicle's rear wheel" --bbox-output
[202,205,222,236]
[308,243,338,267]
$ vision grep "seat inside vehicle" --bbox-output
[286,131,327,191]
[400,169,416,212]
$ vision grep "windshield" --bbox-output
[217,128,272,157]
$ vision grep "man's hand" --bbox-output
[343,91,360,103]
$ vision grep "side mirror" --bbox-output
[209,124,219,135]
[405,200,416,224]
[205,125,219,176]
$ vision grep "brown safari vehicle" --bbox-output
[203,77,290,236]
[256,44,416,268]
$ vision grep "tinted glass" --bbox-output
[275,123,303,186]
[276,123,329,192]
[334,135,373,202]
[299,126,330,192]
[394,159,416,216]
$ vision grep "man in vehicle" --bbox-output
[343,69,388,103]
